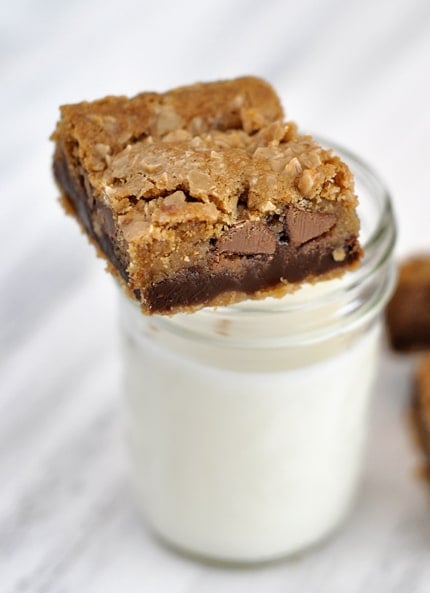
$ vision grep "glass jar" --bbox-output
[119,141,396,564]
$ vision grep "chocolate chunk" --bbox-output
[285,207,336,247]
[95,203,116,238]
[216,221,276,255]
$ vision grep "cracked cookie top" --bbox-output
[52,76,357,238]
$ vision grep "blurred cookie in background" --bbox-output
[386,255,430,352]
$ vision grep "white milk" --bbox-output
[122,304,381,562]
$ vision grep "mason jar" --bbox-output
[119,141,396,564]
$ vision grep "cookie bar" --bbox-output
[52,76,362,314]
[412,355,430,471]
[386,256,430,351]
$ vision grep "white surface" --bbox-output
[1,0,430,591]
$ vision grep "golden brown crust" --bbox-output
[52,76,283,171]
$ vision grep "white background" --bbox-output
[1,0,430,591]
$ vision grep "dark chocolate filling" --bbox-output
[53,147,130,282]
[146,238,361,312]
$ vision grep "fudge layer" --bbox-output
[386,256,430,351]
[52,76,362,314]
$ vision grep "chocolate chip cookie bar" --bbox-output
[386,256,430,351]
[52,76,362,314]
